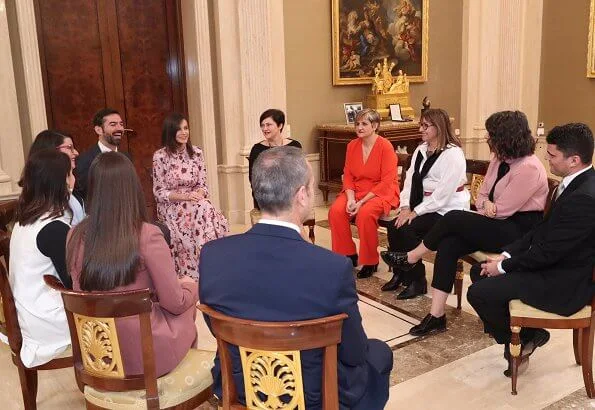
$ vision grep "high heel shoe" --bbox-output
[356,264,378,279]
[381,272,404,291]
[380,251,419,271]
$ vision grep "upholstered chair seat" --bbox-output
[84,349,214,409]
[509,300,591,321]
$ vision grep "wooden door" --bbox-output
[34,0,187,217]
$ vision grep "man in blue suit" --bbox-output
[199,146,392,409]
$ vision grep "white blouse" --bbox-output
[400,143,470,216]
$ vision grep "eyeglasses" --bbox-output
[420,122,434,130]
[57,144,76,153]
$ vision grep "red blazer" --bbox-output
[343,136,400,214]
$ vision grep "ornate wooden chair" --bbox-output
[198,304,347,410]
[508,266,595,397]
[453,175,560,309]
[44,275,214,410]
[0,231,73,410]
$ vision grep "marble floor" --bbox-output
[0,206,593,409]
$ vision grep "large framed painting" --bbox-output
[332,0,429,85]
[588,0,595,78]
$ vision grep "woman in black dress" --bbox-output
[248,109,302,209]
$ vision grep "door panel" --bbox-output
[36,0,106,149]
[35,0,187,218]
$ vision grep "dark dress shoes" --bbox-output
[397,277,427,300]
[502,329,549,377]
[347,254,358,267]
[381,272,404,291]
[380,251,419,271]
[356,264,378,279]
[409,313,447,336]
[522,328,550,356]
[504,355,530,377]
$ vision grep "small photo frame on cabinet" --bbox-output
[390,104,403,121]
[344,102,363,124]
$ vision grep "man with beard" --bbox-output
[74,108,128,200]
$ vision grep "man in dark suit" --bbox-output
[74,108,127,200]
[468,123,595,374]
[199,146,393,409]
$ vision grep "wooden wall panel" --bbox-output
[36,0,106,151]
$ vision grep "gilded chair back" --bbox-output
[198,304,347,410]
[43,276,160,407]
[464,159,490,208]
[396,152,411,190]
[544,177,560,215]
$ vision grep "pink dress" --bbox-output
[152,146,229,280]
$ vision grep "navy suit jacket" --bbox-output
[199,223,370,409]
[73,144,131,201]
[502,167,595,315]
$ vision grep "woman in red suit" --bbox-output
[329,108,400,278]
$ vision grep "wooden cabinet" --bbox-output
[317,121,422,202]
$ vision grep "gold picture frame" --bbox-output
[332,0,429,85]
[588,0,595,78]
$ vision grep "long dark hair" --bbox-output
[29,129,71,155]
[16,150,71,226]
[161,112,194,157]
[67,152,148,291]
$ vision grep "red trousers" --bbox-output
[328,193,385,265]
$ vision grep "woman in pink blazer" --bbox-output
[67,152,198,377]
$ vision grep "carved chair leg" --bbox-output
[573,329,582,365]
[308,225,315,244]
[510,326,522,395]
[16,365,38,410]
[580,324,595,398]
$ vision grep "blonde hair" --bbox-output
[355,108,381,132]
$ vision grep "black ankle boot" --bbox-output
[380,251,419,271]
[347,254,358,267]
[381,272,404,291]
[409,313,446,336]
[397,277,427,300]
[356,264,378,279]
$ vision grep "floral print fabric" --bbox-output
[152,146,229,280]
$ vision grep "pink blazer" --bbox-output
[70,223,198,377]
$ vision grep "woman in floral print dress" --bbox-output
[152,113,229,280]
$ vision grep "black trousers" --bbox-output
[468,264,543,344]
[422,210,533,293]
[386,212,442,282]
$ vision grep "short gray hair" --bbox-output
[355,108,381,128]
[252,146,309,214]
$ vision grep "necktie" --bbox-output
[555,183,564,199]
[488,161,510,202]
